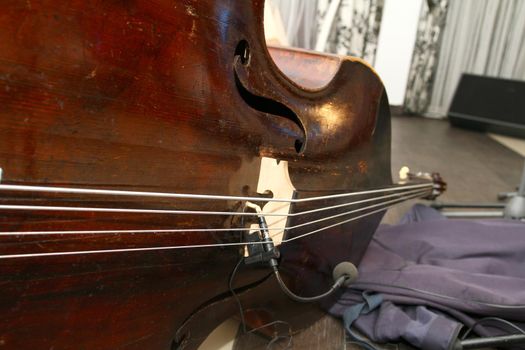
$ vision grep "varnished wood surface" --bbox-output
[0,1,393,349]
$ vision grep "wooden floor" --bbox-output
[233,115,524,349]
[385,114,523,224]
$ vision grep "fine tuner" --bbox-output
[399,166,447,200]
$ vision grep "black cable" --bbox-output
[228,257,247,333]
[272,265,347,303]
[347,340,380,350]
[460,316,525,340]
[228,258,293,348]
[266,333,293,350]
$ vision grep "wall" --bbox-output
[373,0,422,105]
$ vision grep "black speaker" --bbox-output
[448,74,525,138]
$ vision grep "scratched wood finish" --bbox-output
[0,1,391,349]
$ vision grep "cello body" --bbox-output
[0,0,392,348]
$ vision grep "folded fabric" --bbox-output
[326,204,525,350]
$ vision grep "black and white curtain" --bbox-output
[405,0,525,117]
[269,0,384,64]
[315,0,384,65]
[270,0,525,117]
[403,0,449,115]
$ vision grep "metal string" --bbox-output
[270,188,428,239]
[0,188,427,237]
[0,182,432,204]
[0,186,428,219]
[0,189,426,259]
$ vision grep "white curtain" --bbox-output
[426,0,525,118]
[264,0,290,46]
[269,0,319,49]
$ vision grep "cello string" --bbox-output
[269,188,428,237]
[0,190,425,259]
[0,182,432,204]
[0,192,421,260]
[0,187,428,218]
[0,227,279,235]
[0,188,429,236]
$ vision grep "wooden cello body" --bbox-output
[0,0,394,348]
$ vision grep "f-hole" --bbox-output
[234,41,306,154]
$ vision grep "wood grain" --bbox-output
[0,1,393,348]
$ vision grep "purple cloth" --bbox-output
[327,204,525,350]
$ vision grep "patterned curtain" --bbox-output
[403,0,449,115]
[405,0,525,117]
[316,0,384,64]
[268,0,384,64]
[426,0,525,117]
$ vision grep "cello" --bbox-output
[0,1,444,348]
